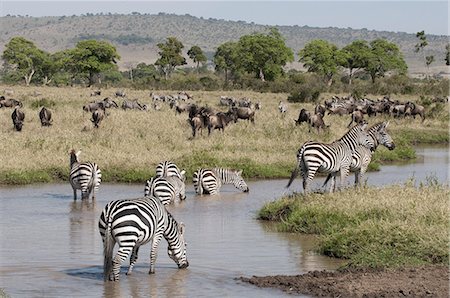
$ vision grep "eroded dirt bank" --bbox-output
[240,265,449,297]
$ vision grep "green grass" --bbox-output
[258,183,449,269]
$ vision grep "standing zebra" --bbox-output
[98,196,189,281]
[144,173,186,205]
[193,168,249,195]
[323,121,395,187]
[287,123,375,194]
[156,161,184,179]
[69,149,101,200]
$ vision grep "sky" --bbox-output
[0,1,448,36]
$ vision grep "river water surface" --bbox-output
[0,146,448,298]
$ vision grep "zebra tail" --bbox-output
[103,216,113,281]
[286,166,299,188]
[322,174,332,187]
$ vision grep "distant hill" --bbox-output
[0,13,448,76]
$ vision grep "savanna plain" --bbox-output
[0,85,449,297]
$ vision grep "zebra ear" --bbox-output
[76,150,81,158]
[179,222,185,235]
[237,170,243,176]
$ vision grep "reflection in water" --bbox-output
[0,146,448,297]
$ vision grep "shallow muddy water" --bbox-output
[0,146,448,297]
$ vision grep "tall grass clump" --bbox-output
[258,183,449,268]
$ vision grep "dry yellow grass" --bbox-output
[0,85,447,183]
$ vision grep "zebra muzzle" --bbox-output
[178,261,189,269]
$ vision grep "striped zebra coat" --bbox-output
[156,161,184,179]
[69,150,101,200]
[193,168,249,195]
[144,175,186,205]
[287,123,375,193]
[98,196,189,281]
[323,121,395,187]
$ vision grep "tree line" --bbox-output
[1,28,449,97]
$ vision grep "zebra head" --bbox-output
[167,222,189,269]
[372,121,395,151]
[353,122,376,152]
[69,149,81,168]
[232,170,249,192]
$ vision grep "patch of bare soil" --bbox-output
[239,265,449,297]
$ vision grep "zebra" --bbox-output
[193,168,249,195]
[156,161,184,179]
[69,149,101,200]
[286,123,375,194]
[98,196,189,281]
[323,121,395,187]
[144,173,187,205]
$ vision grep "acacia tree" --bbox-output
[66,40,120,86]
[187,45,207,70]
[236,28,294,81]
[298,39,342,86]
[2,37,48,85]
[214,41,239,83]
[415,31,434,78]
[339,40,370,85]
[155,37,186,80]
[366,39,407,83]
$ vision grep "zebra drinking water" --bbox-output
[144,173,187,205]
[98,196,189,281]
[193,168,249,195]
[287,123,375,194]
[69,149,101,200]
[323,121,395,187]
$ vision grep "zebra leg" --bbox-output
[339,167,350,191]
[329,174,337,193]
[127,246,140,275]
[302,168,317,194]
[111,244,134,281]
[149,235,163,274]
[354,171,361,187]
[73,188,77,201]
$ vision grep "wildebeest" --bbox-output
[308,113,328,133]
[347,110,365,128]
[39,107,52,126]
[405,101,425,121]
[121,99,145,110]
[327,106,349,116]
[91,102,106,128]
[206,111,236,135]
[295,108,310,125]
[314,104,326,117]
[190,114,207,138]
[231,106,255,123]
[83,97,118,112]
[0,97,23,108]
[11,107,25,131]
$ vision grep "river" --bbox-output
[0,146,448,297]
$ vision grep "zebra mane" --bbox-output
[337,123,367,142]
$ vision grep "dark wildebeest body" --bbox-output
[91,102,106,128]
[347,110,364,128]
[308,113,327,133]
[39,107,52,126]
[314,104,326,117]
[122,99,145,110]
[11,107,25,131]
[295,108,310,125]
[83,98,118,112]
[405,101,425,121]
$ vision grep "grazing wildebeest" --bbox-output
[206,111,236,135]
[295,108,310,125]
[190,114,207,138]
[327,106,349,116]
[91,102,106,128]
[231,106,255,123]
[39,107,52,126]
[11,107,25,131]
